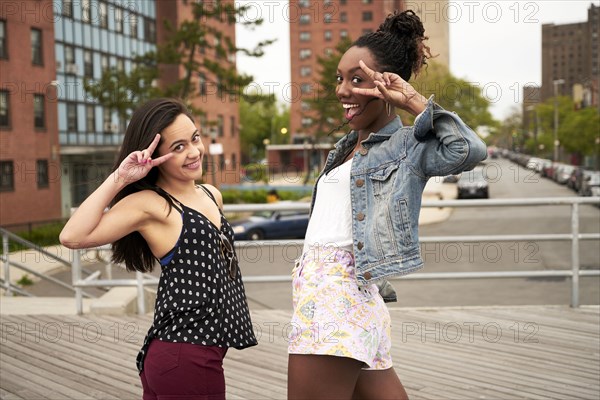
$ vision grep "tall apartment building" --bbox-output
[541,3,599,106]
[289,0,449,142]
[155,0,240,186]
[0,0,62,227]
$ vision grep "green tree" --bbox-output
[239,95,290,163]
[85,0,274,119]
[402,62,497,132]
[529,96,600,161]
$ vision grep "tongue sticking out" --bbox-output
[345,106,360,120]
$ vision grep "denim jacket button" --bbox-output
[357,212,365,221]
[356,179,365,187]
[363,272,372,280]
[357,242,364,250]
[359,147,368,156]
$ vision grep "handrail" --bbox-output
[70,197,600,314]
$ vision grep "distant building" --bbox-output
[287,0,449,171]
[541,3,599,109]
[0,0,61,228]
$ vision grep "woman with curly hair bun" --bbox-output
[287,10,487,399]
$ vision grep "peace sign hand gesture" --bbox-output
[352,60,429,116]
[115,134,173,185]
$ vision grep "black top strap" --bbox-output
[156,187,183,213]
[198,184,220,209]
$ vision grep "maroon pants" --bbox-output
[140,339,228,400]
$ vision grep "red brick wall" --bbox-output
[0,0,62,227]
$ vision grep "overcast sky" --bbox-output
[235,0,598,121]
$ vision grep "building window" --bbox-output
[231,153,237,169]
[340,30,348,39]
[362,0,372,3]
[300,32,311,41]
[63,0,73,17]
[362,11,373,21]
[324,48,333,56]
[230,116,235,137]
[217,114,224,137]
[37,160,49,189]
[115,8,123,33]
[300,66,311,77]
[341,12,347,22]
[299,49,311,60]
[101,54,109,72]
[103,108,111,133]
[67,103,77,131]
[0,161,14,192]
[324,13,332,23]
[301,117,312,127]
[0,90,9,127]
[31,28,43,65]
[301,101,310,111]
[65,45,75,64]
[199,73,207,95]
[82,0,91,23]
[130,13,138,38]
[34,95,45,129]
[84,50,93,77]
[301,83,312,94]
[362,28,373,34]
[99,2,108,28]
[218,154,225,170]
[144,18,156,42]
[340,0,347,4]
[300,15,310,25]
[86,105,95,132]
[0,20,7,59]
[324,30,332,41]
[298,0,309,7]
[116,58,124,72]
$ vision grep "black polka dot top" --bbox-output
[136,185,257,373]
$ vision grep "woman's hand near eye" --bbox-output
[352,60,428,116]
[115,134,173,185]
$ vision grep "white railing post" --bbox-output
[571,203,580,308]
[136,271,146,315]
[2,232,10,296]
[72,249,83,314]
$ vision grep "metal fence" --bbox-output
[2,197,599,314]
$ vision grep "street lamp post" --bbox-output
[526,105,539,155]
[553,79,565,163]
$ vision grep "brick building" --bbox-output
[0,0,61,227]
[541,3,599,107]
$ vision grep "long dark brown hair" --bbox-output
[110,98,193,273]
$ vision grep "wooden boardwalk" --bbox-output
[1,306,598,399]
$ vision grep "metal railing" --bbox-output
[0,228,95,298]
[66,196,600,314]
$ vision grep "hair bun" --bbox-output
[378,10,425,39]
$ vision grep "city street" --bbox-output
[26,158,600,309]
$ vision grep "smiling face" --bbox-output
[336,46,393,133]
[155,113,205,184]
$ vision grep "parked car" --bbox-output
[457,168,489,199]
[555,164,576,185]
[579,171,600,197]
[232,205,310,241]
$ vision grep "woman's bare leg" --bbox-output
[288,354,363,400]
[352,368,409,400]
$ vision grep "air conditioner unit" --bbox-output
[66,63,79,74]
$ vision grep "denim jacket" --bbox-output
[309,97,488,302]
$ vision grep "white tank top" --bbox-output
[303,158,353,254]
